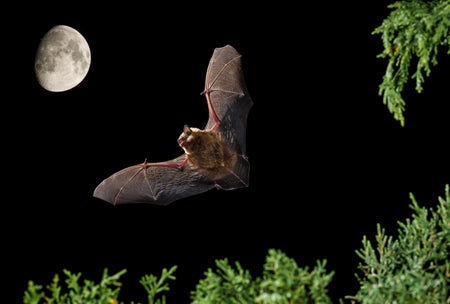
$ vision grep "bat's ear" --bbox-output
[183,124,192,134]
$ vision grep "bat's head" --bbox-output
[177,125,201,154]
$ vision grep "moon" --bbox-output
[35,25,91,92]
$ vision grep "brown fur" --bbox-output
[179,128,235,179]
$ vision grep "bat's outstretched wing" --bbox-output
[204,45,253,155]
[93,155,215,206]
[93,45,253,206]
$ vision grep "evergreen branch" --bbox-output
[23,268,127,304]
[190,258,257,304]
[23,281,45,304]
[138,265,177,304]
[257,249,334,304]
[191,248,334,304]
[347,184,450,303]
[372,0,450,126]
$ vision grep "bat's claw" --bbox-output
[141,158,148,168]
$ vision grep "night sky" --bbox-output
[4,1,450,303]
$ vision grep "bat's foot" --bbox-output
[239,154,249,161]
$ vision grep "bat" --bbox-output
[93,45,253,206]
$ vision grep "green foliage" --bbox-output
[23,268,125,304]
[372,0,450,126]
[347,184,450,303]
[256,250,333,304]
[190,258,257,303]
[190,248,334,304]
[22,185,450,303]
[138,266,177,304]
[22,251,334,304]
[23,266,177,304]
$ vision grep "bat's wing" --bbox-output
[204,45,253,155]
[93,155,215,206]
[93,45,253,206]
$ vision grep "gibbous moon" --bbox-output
[35,25,91,92]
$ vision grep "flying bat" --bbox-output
[93,45,253,206]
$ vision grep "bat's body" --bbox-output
[177,126,235,177]
[93,45,253,205]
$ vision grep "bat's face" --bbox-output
[177,125,202,155]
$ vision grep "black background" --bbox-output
[3,1,449,303]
